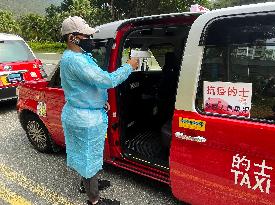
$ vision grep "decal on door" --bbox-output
[231,154,273,194]
[37,102,47,117]
[179,117,206,131]
[203,81,252,117]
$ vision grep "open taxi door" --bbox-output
[170,3,275,205]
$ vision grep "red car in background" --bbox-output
[0,33,47,101]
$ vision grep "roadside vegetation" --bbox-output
[0,0,268,53]
[28,41,66,53]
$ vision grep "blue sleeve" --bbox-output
[70,55,132,89]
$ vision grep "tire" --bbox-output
[24,114,54,153]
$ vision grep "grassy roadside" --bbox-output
[28,41,66,53]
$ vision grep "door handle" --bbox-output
[175,132,207,143]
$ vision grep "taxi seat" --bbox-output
[158,52,180,150]
[156,52,179,126]
[160,120,172,150]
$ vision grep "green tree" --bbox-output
[19,13,46,41]
[60,0,75,12]
[92,0,211,20]
[45,4,61,18]
[45,12,70,42]
[44,0,103,41]
[67,0,100,26]
[41,0,212,42]
[0,10,21,34]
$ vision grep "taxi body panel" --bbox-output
[171,2,275,204]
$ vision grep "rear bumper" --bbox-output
[0,86,17,101]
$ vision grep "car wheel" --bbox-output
[25,114,54,153]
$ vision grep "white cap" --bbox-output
[61,16,97,36]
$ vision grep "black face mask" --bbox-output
[75,38,95,53]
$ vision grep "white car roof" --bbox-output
[186,2,275,37]
[93,12,202,39]
[94,20,125,39]
[0,33,23,41]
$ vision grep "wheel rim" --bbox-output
[26,120,47,150]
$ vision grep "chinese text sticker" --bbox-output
[231,154,273,194]
[203,81,252,117]
[179,117,206,131]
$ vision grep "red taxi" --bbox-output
[17,3,275,204]
[0,33,46,101]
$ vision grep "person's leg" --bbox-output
[82,173,99,204]
[79,179,86,193]
[80,178,111,193]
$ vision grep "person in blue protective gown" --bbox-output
[60,16,138,205]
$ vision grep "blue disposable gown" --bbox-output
[60,50,132,178]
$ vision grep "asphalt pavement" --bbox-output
[0,53,183,205]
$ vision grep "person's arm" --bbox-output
[70,55,136,89]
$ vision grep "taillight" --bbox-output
[16,86,21,97]
[39,64,47,78]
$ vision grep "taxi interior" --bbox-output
[117,25,191,169]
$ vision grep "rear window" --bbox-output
[0,40,35,63]
[197,13,275,123]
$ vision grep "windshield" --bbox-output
[0,40,35,63]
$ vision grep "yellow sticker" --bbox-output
[37,102,47,117]
[179,117,206,131]
[0,76,9,85]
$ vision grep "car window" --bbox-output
[197,14,275,123]
[121,45,174,72]
[121,26,190,72]
[91,39,113,70]
[0,40,35,63]
[92,46,107,69]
